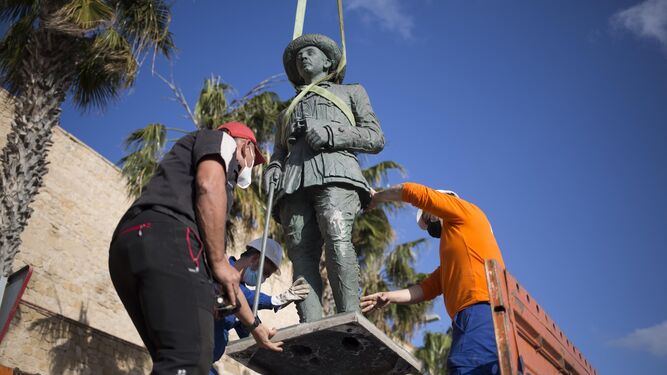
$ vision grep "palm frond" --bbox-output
[227,91,286,147]
[384,238,427,287]
[0,0,35,22]
[415,330,452,375]
[352,207,394,261]
[228,73,285,112]
[362,160,405,187]
[115,0,174,57]
[71,29,137,109]
[46,0,114,33]
[194,76,229,129]
[118,123,167,197]
[386,301,432,341]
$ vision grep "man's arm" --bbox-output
[239,284,274,311]
[361,266,442,313]
[367,184,404,210]
[196,156,283,352]
[370,183,468,222]
[196,156,236,297]
[360,285,426,313]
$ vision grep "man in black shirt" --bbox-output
[109,122,283,374]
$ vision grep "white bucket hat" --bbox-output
[416,190,459,230]
[247,238,283,275]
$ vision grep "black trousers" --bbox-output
[109,209,215,375]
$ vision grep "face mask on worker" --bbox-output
[427,220,442,239]
[236,143,254,189]
[243,267,259,286]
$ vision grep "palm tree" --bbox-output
[0,0,174,278]
[415,329,453,375]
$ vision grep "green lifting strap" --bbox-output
[284,0,356,127]
[293,0,307,40]
[309,85,356,126]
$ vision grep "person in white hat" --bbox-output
[209,238,310,374]
[361,182,505,375]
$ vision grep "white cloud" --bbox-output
[346,0,415,39]
[609,320,667,357]
[611,0,667,50]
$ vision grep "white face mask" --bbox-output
[236,145,254,189]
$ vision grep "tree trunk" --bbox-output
[0,35,68,277]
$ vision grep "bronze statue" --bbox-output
[263,34,384,322]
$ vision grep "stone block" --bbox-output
[226,312,422,375]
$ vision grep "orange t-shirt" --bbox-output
[402,183,505,319]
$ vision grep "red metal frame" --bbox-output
[0,265,33,344]
[485,259,597,375]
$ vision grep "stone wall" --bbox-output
[0,90,299,374]
[1,301,151,375]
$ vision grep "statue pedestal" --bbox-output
[226,311,422,375]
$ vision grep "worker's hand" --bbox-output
[305,125,331,151]
[212,260,240,310]
[367,184,404,211]
[367,188,383,211]
[251,324,284,352]
[366,188,379,210]
[262,165,282,195]
[360,292,391,313]
[272,276,311,307]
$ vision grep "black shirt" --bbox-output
[129,129,239,229]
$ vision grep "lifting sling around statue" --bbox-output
[263,34,384,322]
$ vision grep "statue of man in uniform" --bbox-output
[263,34,384,322]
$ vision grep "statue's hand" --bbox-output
[306,125,331,151]
[262,164,282,194]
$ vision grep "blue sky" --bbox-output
[54,1,667,373]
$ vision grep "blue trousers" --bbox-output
[447,302,500,375]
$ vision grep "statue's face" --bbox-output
[295,46,331,79]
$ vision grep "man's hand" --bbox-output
[367,184,404,210]
[367,188,379,210]
[306,125,331,151]
[251,324,284,352]
[271,276,311,307]
[212,260,240,310]
[360,292,391,313]
[263,165,282,195]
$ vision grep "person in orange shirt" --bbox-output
[361,182,504,375]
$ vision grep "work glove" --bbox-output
[271,276,311,308]
[305,124,333,151]
[262,162,282,195]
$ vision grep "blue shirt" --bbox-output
[211,257,276,368]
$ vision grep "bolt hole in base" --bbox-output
[342,336,361,351]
